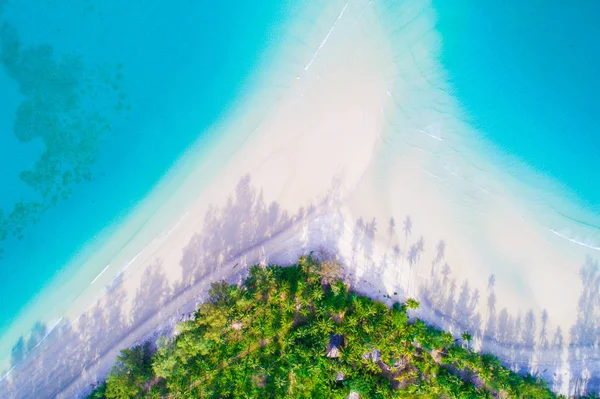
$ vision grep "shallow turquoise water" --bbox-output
[433,0,600,210]
[2,0,600,366]
[0,0,293,337]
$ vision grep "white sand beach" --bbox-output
[1,0,599,397]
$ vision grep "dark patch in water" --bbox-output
[0,9,125,252]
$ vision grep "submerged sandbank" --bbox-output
[1,0,599,397]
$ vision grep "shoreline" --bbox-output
[1,0,599,397]
[0,0,308,369]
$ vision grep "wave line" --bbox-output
[304,2,349,71]
[549,229,600,251]
[90,264,111,285]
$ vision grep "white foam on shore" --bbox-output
[548,229,600,252]
[89,265,110,286]
[304,2,349,71]
[2,0,600,396]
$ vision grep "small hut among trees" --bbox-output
[326,333,344,358]
[347,391,360,399]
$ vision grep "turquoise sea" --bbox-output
[0,0,294,346]
[433,0,600,210]
[1,0,600,373]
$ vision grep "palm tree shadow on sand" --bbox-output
[0,174,345,398]
[1,175,599,397]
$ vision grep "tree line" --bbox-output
[87,255,592,398]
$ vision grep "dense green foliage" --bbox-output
[87,256,564,399]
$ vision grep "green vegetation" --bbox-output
[87,255,565,398]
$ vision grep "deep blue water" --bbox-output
[0,0,293,337]
[433,0,600,209]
